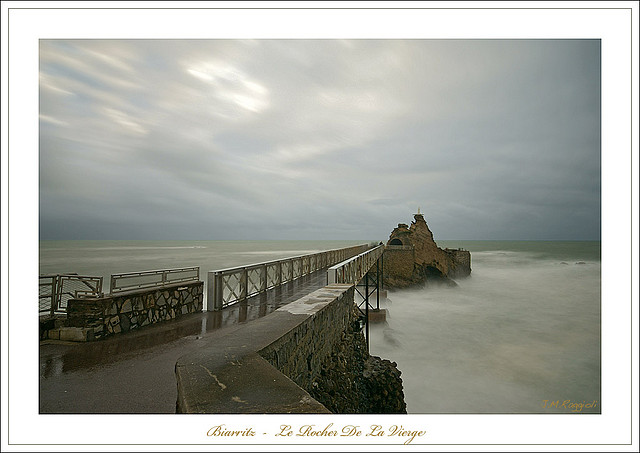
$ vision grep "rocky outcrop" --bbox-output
[361,356,407,413]
[306,305,407,414]
[384,213,471,288]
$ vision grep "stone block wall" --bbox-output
[66,282,203,340]
[259,287,406,413]
[382,246,415,286]
[259,287,355,390]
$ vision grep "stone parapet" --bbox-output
[175,284,406,414]
[259,287,354,390]
[65,282,203,340]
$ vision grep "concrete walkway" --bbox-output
[39,270,330,413]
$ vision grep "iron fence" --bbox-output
[327,244,385,353]
[327,244,385,285]
[207,244,369,311]
[39,273,104,317]
[110,266,200,295]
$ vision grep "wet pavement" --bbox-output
[39,270,330,413]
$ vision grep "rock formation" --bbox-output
[384,212,471,288]
[307,305,407,413]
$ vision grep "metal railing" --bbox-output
[110,266,200,295]
[39,273,104,317]
[327,244,385,353]
[327,244,385,285]
[39,275,58,315]
[207,244,370,311]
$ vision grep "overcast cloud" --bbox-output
[39,39,601,241]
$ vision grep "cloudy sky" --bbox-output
[39,38,601,241]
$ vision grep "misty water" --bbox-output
[39,239,600,414]
[370,240,601,414]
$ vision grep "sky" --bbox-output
[39,38,601,241]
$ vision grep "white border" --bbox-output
[2,2,637,452]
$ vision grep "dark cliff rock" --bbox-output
[361,356,407,413]
[307,306,407,414]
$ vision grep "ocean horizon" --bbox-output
[39,239,600,294]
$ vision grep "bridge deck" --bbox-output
[39,269,330,413]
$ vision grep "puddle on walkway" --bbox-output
[40,272,329,377]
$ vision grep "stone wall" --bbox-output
[65,282,203,340]
[258,289,354,390]
[258,288,406,413]
[382,246,416,286]
[176,284,406,414]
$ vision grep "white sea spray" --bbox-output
[369,241,601,413]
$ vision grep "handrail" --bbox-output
[39,273,104,317]
[110,266,200,295]
[327,244,385,285]
[207,244,370,311]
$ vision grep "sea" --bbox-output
[39,239,601,414]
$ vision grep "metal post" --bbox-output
[50,275,58,317]
[365,272,370,352]
[261,264,267,293]
[207,271,215,312]
[376,259,380,310]
[240,268,248,302]
[54,275,63,315]
[327,267,336,284]
[209,272,225,311]
[381,251,384,290]
[217,274,224,310]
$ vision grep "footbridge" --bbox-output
[206,242,386,346]
[207,243,374,310]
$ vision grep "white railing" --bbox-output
[327,244,385,285]
[207,244,370,311]
[39,274,104,316]
[110,267,200,295]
